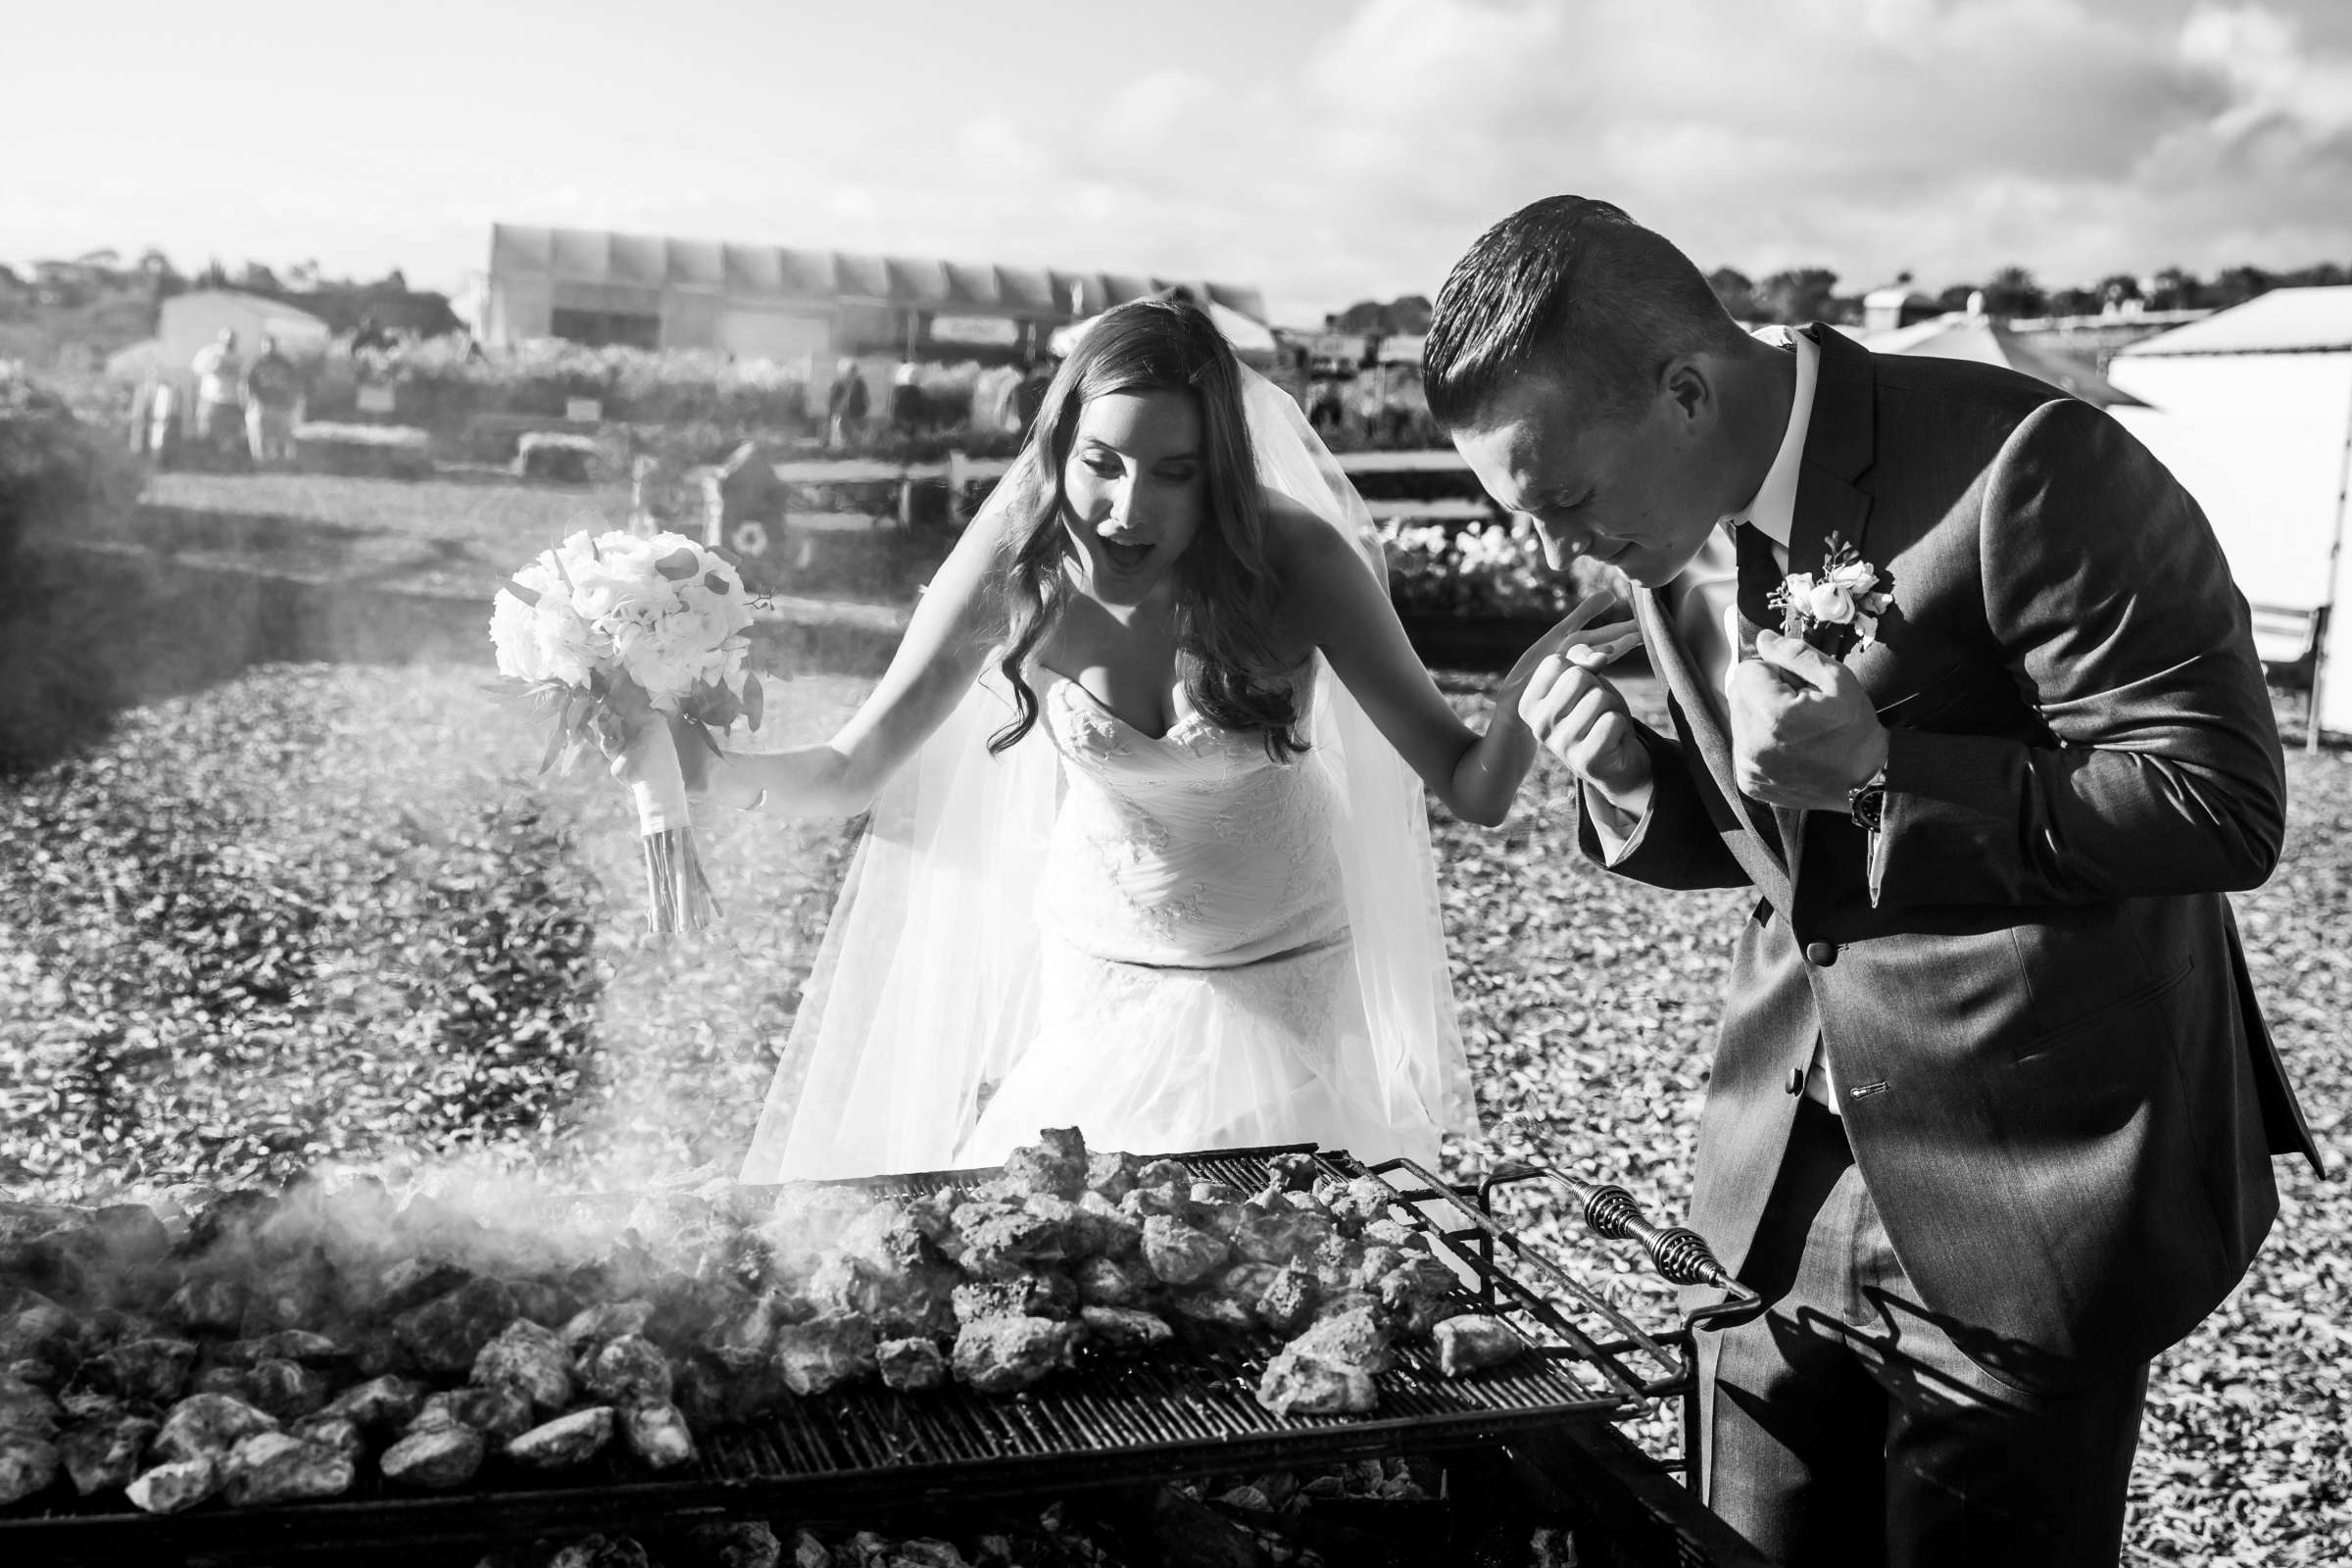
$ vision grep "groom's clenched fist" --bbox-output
[1518,643,1650,806]
[1729,630,1889,812]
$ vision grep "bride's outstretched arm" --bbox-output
[1288,512,1636,827]
[684,488,1016,818]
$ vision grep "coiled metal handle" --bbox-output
[1567,1177,1739,1293]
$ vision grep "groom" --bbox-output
[1424,197,2324,1564]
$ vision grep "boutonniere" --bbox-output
[1768,533,1891,653]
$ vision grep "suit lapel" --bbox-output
[1774,325,1882,872]
[1637,589,1795,915]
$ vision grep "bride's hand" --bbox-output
[1495,592,1643,716]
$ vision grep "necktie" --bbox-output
[1734,520,1784,635]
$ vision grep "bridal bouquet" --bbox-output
[489,529,766,934]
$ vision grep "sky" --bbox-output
[7,0,2351,325]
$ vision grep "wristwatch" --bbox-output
[1847,765,1887,832]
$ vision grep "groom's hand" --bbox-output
[1519,644,1650,805]
[1730,630,1889,811]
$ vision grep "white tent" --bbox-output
[2109,287,2352,742]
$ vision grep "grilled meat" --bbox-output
[220,1430,354,1506]
[1433,1314,1527,1377]
[505,1405,616,1470]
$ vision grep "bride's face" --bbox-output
[1058,388,1207,606]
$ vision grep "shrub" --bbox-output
[1380,514,1622,622]
[0,374,141,559]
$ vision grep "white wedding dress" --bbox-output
[738,368,1476,1182]
[955,669,1399,1164]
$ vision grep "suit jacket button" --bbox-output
[1804,941,1838,965]
[1786,1066,1806,1096]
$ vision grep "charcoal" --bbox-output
[772,1313,877,1396]
[561,1299,656,1357]
[0,1240,89,1306]
[246,1357,331,1422]
[1288,1303,1394,1375]
[507,1277,577,1329]
[1141,1216,1228,1286]
[1,1296,83,1361]
[379,1423,485,1490]
[700,1291,785,1371]
[546,1534,653,1568]
[1254,1269,1319,1339]
[375,1258,473,1317]
[125,1454,220,1514]
[346,1324,416,1379]
[1265,1152,1322,1193]
[1000,1128,1089,1200]
[193,1365,258,1400]
[684,1519,784,1568]
[504,1405,614,1470]
[790,1529,836,1568]
[6,1356,60,1390]
[1077,1306,1173,1352]
[1086,1152,1145,1202]
[1377,1257,1464,1338]
[288,1413,366,1465]
[59,1412,158,1495]
[318,1373,426,1432]
[164,1274,248,1334]
[579,1332,673,1405]
[1135,1158,1192,1193]
[1229,1209,1327,1267]
[0,1376,62,1437]
[153,1392,279,1464]
[1164,1293,1255,1336]
[1073,1254,1153,1308]
[1068,1192,1144,1260]
[252,1329,350,1368]
[394,1276,518,1376]
[181,1189,278,1254]
[875,1337,947,1393]
[1254,1348,1377,1417]
[221,1430,355,1506]
[472,1317,574,1413]
[0,1430,60,1504]
[420,1384,535,1441]
[619,1400,696,1470]
[240,1252,334,1335]
[952,1316,1083,1396]
[1432,1315,1527,1378]
[951,1274,1076,1324]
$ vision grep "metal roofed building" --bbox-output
[481,222,1270,370]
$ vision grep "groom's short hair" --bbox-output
[1423,196,1747,429]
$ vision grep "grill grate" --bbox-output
[2,1145,1693,1564]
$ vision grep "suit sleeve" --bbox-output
[1877,398,2286,905]
[1576,711,1751,891]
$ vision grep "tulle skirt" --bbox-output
[955,929,1441,1168]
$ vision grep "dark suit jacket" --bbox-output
[1590,324,2324,1391]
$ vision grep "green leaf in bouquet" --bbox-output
[502,578,544,608]
[743,673,764,732]
[654,547,701,582]
[547,542,577,592]
[705,571,731,596]
[537,703,571,776]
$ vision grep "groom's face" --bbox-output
[1451,369,1723,589]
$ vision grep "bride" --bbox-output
[631,298,1630,1179]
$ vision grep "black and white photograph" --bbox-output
[2,2,2347,1563]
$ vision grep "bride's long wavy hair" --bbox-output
[988,296,1306,760]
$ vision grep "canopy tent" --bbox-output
[1048,296,1280,365]
[2108,286,2352,743]
[109,290,333,380]
[1860,312,2144,408]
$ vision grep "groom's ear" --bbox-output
[1659,357,1716,427]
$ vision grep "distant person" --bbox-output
[189,329,244,460]
[243,334,303,466]
[890,358,923,436]
[825,359,869,451]
[1306,377,1345,435]
[349,315,392,358]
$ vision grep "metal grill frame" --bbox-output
[0,1143,1720,1565]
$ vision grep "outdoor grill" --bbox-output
[2,1147,1771,1568]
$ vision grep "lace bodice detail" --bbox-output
[1034,670,1347,968]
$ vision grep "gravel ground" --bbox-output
[1,662,2344,1560]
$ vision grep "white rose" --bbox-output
[1806,579,1859,624]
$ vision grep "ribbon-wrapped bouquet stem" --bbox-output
[489,529,766,935]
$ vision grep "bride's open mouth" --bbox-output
[1099,537,1154,573]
